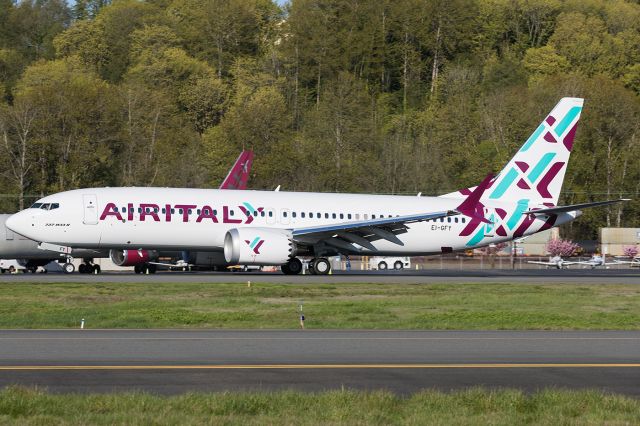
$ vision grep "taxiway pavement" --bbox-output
[2,268,640,284]
[0,330,638,395]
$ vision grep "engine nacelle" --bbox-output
[109,249,158,266]
[224,228,295,265]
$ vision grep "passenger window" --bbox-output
[332,213,336,219]
[293,212,297,218]
[139,208,143,213]
[229,209,233,216]
[261,211,266,217]
[372,215,376,219]
[340,213,344,219]
[355,214,360,220]
[447,217,451,223]
[364,214,368,220]
[309,213,313,218]
[121,207,126,213]
[269,211,273,217]
[213,209,217,215]
[197,209,201,215]
[454,217,458,223]
[171,208,175,214]
[162,208,166,214]
[325,213,329,219]
[301,212,306,218]
[178,208,183,214]
[283,212,288,218]
[189,209,193,215]
[439,218,443,222]
[462,217,466,223]
[253,211,258,216]
[348,214,352,219]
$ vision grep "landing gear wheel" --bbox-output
[307,258,316,274]
[79,264,88,274]
[281,258,302,275]
[313,258,331,275]
[394,261,403,270]
[134,264,142,274]
[378,261,388,270]
[93,264,101,274]
[63,263,75,274]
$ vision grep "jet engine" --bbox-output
[109,249,158,266]
[224,228,295,265]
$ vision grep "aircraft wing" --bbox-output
[219,150,254,190]
[527,261,556,266]
[290,174,494,251]
[525,199,630,216]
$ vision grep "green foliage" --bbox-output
[0,0,639,240]
[0,281,639,330]
[0,387,639,425]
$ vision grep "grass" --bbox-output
[0,386,639,425]
[0,281,638,329]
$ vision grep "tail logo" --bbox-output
[245,236,264,254]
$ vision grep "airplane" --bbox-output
[611,256,640,267]
[5,98,629,275]
[0,150,254,274]
[528,254,606,269]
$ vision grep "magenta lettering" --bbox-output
[165,204,172,222]
[196,205,218,223]
[99,202,123,221]
[223,206,242,224]
[140,203,160,222]
[127,203,133,221]
[174,204,197,222]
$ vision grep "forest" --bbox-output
[0,0,639,239]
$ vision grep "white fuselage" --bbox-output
[5,187,580,258]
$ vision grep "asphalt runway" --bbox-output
[2,268,640,284]
[0,330,638,395]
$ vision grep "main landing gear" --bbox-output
[281,257,333,275]
[307,258,331,275]
[134,263,157,274]
[281,258,302,275]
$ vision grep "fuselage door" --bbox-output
[83,194,99,225]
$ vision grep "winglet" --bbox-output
[456,173,494,224]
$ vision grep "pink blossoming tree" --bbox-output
[545,238,580,257]
[623,246,639,258]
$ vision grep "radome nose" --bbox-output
[5,211,28,236]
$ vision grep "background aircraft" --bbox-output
[528,254,606,269]
[6,98,628,275]
[0,151,253,274]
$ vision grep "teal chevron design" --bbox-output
[489,168,519,199]
[555,106,581,136]
[506,199,529,230]
[528,152,556,182]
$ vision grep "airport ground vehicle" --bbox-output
[369,256,411,270]
[0,259,26,273]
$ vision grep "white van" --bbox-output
[0,259,26,273]
[369,256,411,270]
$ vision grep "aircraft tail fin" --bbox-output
[446,97,584,205]
[219,150,254,190]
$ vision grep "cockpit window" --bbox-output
[50,203,59,210]
[40,203,51,210]
[30,203,42,209]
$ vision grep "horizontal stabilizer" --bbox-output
[524,199,630,216]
